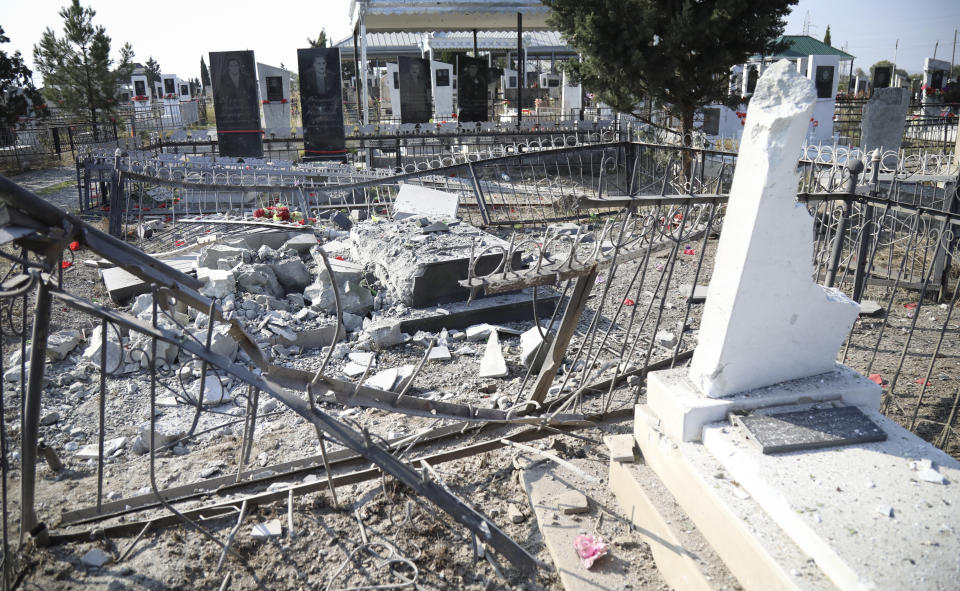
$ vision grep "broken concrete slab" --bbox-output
[478,331,508,378]
[47,329,82,361]
[81,324,122,372]
[273,259,312,293]
[198,244,245,269]
[858,300,884,317]
[197,268,236,299]
[281,233,319,253]
[365,319,404,349]
[250,519,282,540]
[80,548,111,568]
[393,183,460,221]
[557,490,590,514]
[679,283,709,303]
[427,345,451,361]
[603,434,636,463]
[236,264,283,298]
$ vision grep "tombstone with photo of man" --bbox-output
[210,50,263,157]
[298,47,346,161]
[398,56,432,124]
[458,56,489,122]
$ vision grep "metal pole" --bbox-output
[20,277,52,541]
[517,12,523,127]
[353,26,362,125]
[360,17,369,125]
[473,29,478,57]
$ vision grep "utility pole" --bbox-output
[951,29,957,79]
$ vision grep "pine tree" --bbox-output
[200,56,210,89]
[307,30,328,48]
[144,56,161,97]
[542,0,796,143]
[0,25,48,126]
[823,25,832,47]
[32,0,131,122]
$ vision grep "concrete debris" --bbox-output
[557,490,590,514]
[77,437,127,459]
[876,505,894,518]
[133,421,185,454]
[236,264,283,298]
[40,411,60,426]
[81,548,111,568]
[365,319,404,349]
[348,352,375,367]
[250,519,283,540]
[281,233,319,253]
[655,331,678,349]
[198,244,245,269]
[918,467,947,485]
[194,375,231,406]
[47,329,82,361]
[393,183,460,221]
[342,363,367,377]
[479,331,509,378]
[427,345,452,361]
[367,367,399,391]
[81,325,123,371]
[273,259,312,292]
[328,210,353,231]
[197,268,236,299]
[508,504,526,524]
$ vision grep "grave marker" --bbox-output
[297,47,346,161]
[398,56,431,124]
[210,50,263,158]
[458,56,489,122]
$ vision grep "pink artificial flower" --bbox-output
[573,534,608,569]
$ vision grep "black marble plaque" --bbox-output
[134,80,145,97]
[265,76,283,102]
[701,108,720,136]
[435,69,450,87]
[298,47,345,160]
[746,66,759,94]
[210,50,263,157]
[733,406,887,455]
[180,84,189,96]
[931,70,945,90]
[815,65,834,99]
[457,57,489,122]
[873,66,892,89]
[398,56,431,124]
[164,78,175,95]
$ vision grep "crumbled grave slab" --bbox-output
[250,519,283,540]
[350,218,521,307]
[392,183,460,221]
[478,331,509,378]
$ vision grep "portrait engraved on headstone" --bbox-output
[398,56,431,124]
[297,47,346,160]
[873,66,891,89]
[457,56,489,122]
[435,69,450,87]
[210,50,263,157]
[931,69,945,90]
[815,65,834,99]
[134,80,146,97]
[266,76,284,102]
[164,78,175,95]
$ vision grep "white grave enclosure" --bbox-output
[805,54,838,143]
[430,60,454,119]
[257,62,291,135]
[130,74,151,109]
[386,62,401,121]
[560,71,581,115]
[688,60,859,399]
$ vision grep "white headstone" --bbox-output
[688,60,859,398]
[386,62,401,120]
[257,62,291,134]
[805,54,839,144]
[561,71,581,115]
[430,60,454,119]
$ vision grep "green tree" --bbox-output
[542,0,796,142]
[307,29,328,48]
[0,25,48,126]
[200,56,210,89]
[32,0,130,123]
[144,56,161,97]
[823,25,831,47]
[870,60,908,82]
[115,42,134,83]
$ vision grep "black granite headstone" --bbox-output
[210,50,263,157]
[265,76,283,102]
[457,57,489,122]
[873,66,892,89]
[398,56,431,124]
[297,47,345,161]
[733,406,887,454]
[815,65,834,99]
[134,80,146,97]
[164,78,175,95]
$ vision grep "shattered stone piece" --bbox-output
[250,519,282,540]
[77,437,127,459]
[859,300,884,316]
[198,244,245,269]
[427,345,451,361]
[508,504,526,524]
[557,490,590,514]
[341,312,363,332]
[876,505,894,518]
[918,467,947,485]
[348,351,375,366]
[367,368,400,391]
[236,264,283,298]
[134,421,185,453]
[81,325,123,372]
[281,233,319,253]
[47,329,83,361]
[655,331,678,348]
[40,411,60,426]
[81,548,111,568]
[330,343,350,360]
[195,375,231,406]
[267,323,297,343]
[392,184,460,221]
[342,362,367,377]
[365,319,404,349]
[478,331,509,378]
[197,268,236,299]
[519,325,550,369]
[329,211,353,231]
[466,324,494,342]
[274,259,312,292]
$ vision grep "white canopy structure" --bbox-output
[348,0,558,124]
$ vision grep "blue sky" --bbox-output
[1,0,958,84]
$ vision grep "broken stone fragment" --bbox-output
[81,325,123,373]
[519,325,551,370]
[197,268,236,299]
[81,548,111,568]
[194,375,231,406]
[250,519,282,540]
[557,490,590,514]
[273,259,312,292]
[133,421,185,454]
[478,331,509,378]
[197,244,245,269]
[365,319,404,349]
[281,233,319,253]
[235,264,283,298]
[47,329,83,361]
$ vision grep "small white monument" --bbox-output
[130,74,151,111]
[922,57,950,115]
[560,71,581,117]
[386,62,401,121]
[430,60,454,119]
[160,74,181,124]
[805,54,839,143]
[257,62,291,135]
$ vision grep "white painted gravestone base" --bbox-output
[688,60,859,398]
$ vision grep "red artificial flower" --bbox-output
[335,255,344,261]
[175,240,185,247]
[297,219,305,225]
[61,261,72,269]
[68,241,80,251]
[262,100,271,105]
[683,247,696,255]
[253,208,266,218]
[903,303,918,309]
[915,378,932,386]
[307,217,317,222]
[623,298,635,306]
[868,374,884,386]
[280,99,288,104]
